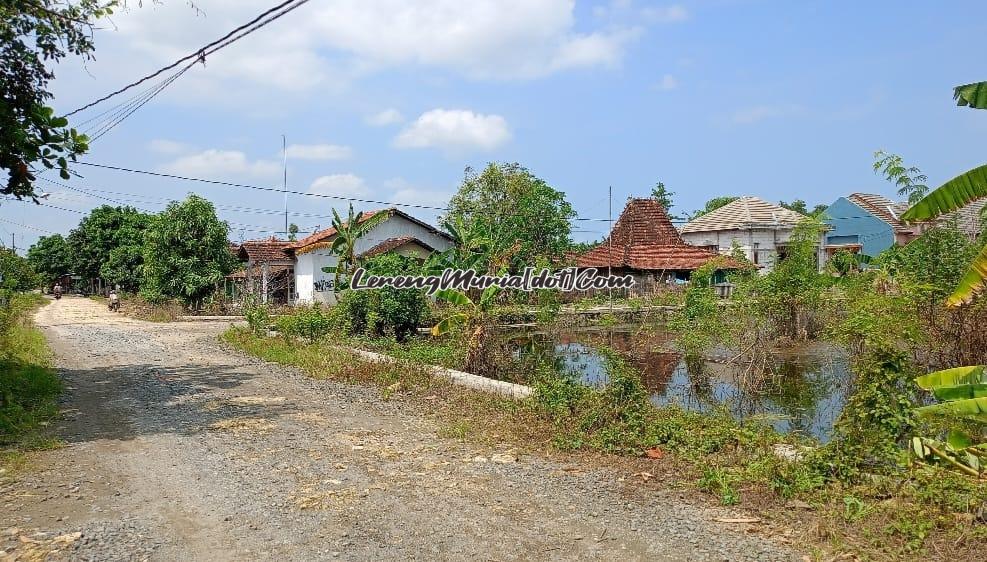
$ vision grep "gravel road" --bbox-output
[1,296,802,561]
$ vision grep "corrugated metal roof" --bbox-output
[680,196,807,233]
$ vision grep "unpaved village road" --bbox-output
[1,297,801,561]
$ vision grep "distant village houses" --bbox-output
[678,196,824,273]
[575,198,743,291]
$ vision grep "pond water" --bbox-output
[509,326,851,443]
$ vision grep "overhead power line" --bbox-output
[76,161,617,222]
[65,0,312,118]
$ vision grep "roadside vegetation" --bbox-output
[0,292,61,471]
[221,132,987,559]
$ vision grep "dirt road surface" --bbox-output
[1,297,801,561]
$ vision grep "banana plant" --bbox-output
[321,204,388,290]
[431,286,500,373]
[914,366,987,422]
[900,81,987,306]
[911,431,987,478]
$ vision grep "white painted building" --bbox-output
[287,208,453,304]
[679,196,826,273]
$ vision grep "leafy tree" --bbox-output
[66,205,151,290]
[446,163,575,271]
[779,199,828,217]
[0,1,117,198]
[688,196,739,220]
[322,203,388,289]
[0,249,38,291]
[287,223,299,241]
[650,181,674,212]
[873,150,929,205]
[26,233,71,284]
[141,195,236,308]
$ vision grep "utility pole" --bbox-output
[608,186,613,314]
[282,134,288,238]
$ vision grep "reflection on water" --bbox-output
[511,327,851,443]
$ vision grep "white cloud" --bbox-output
[148,139,191,155]
[642,5,689,23]
[656,74,678,91]
[366,108,404,126]
[158,149,281,178]
[394,109,511,153]
[730,104,802,125]
[284,143,353,160]
[308,174,369,197]
[60,0,645,104]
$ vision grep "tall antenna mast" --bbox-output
[282,134,288,237]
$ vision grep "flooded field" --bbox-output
[511,326,851,442]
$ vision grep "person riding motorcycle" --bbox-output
[53,283,63,300]
[108,289,120,312]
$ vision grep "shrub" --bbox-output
[335,253,428,341]
[276,304,332,343]
[243,298,270,336]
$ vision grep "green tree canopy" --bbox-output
[26,233,71,284]
[446,162,575,271]
[1,1,116,198]
[66,205,151,290]
[873,150,929,205]
[651,181,674,212]
[140,195,236,307]
[779,199,828,217]
[0,248,39,291]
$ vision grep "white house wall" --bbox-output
[680,228,826,273]
[295,214,453,305]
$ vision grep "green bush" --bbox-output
[276,304,333,343]
[335,253,428,341]
[243,299,271,336]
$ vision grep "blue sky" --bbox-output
[4,0,987,250]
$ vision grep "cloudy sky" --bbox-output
[4,0,987,250]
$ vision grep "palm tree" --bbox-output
[323,204,388,290]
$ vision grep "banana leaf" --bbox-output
[915,396,987,423]
[434,289,473,307]
[901,164,987,221]
[945,244,987,307]
[954,81,987,109]
[915,366,987,400]
[430,312,468,336]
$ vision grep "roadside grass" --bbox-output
[221,325,986,561]
[91,294,183,322]
[1,294,62,473]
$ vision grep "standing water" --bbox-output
[511,326,851,443]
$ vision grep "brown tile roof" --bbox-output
[226,264,293,279]
[287,208,451,254]
[848,193,913,231]
[680,196,807,233]
[358,236,435,259]
[237,236,291,263]
[288,209,386,251]
[576,198,742,271]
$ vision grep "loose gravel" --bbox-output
[0,296,802,561]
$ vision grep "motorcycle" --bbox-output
[108,292,120,312]
[54,292,61,300]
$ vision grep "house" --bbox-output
[286,208,454,304]
[679,196,822,273]
[575,198,742,291]
[821,193,987,259]
[226,236,294,304]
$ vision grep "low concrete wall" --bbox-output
[343,347,533,400]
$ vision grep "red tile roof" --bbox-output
[576,198,742,271]
[288,209,386,251]
[226,264,293,279]
[237,236,291,263]
[358,236,435,259]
